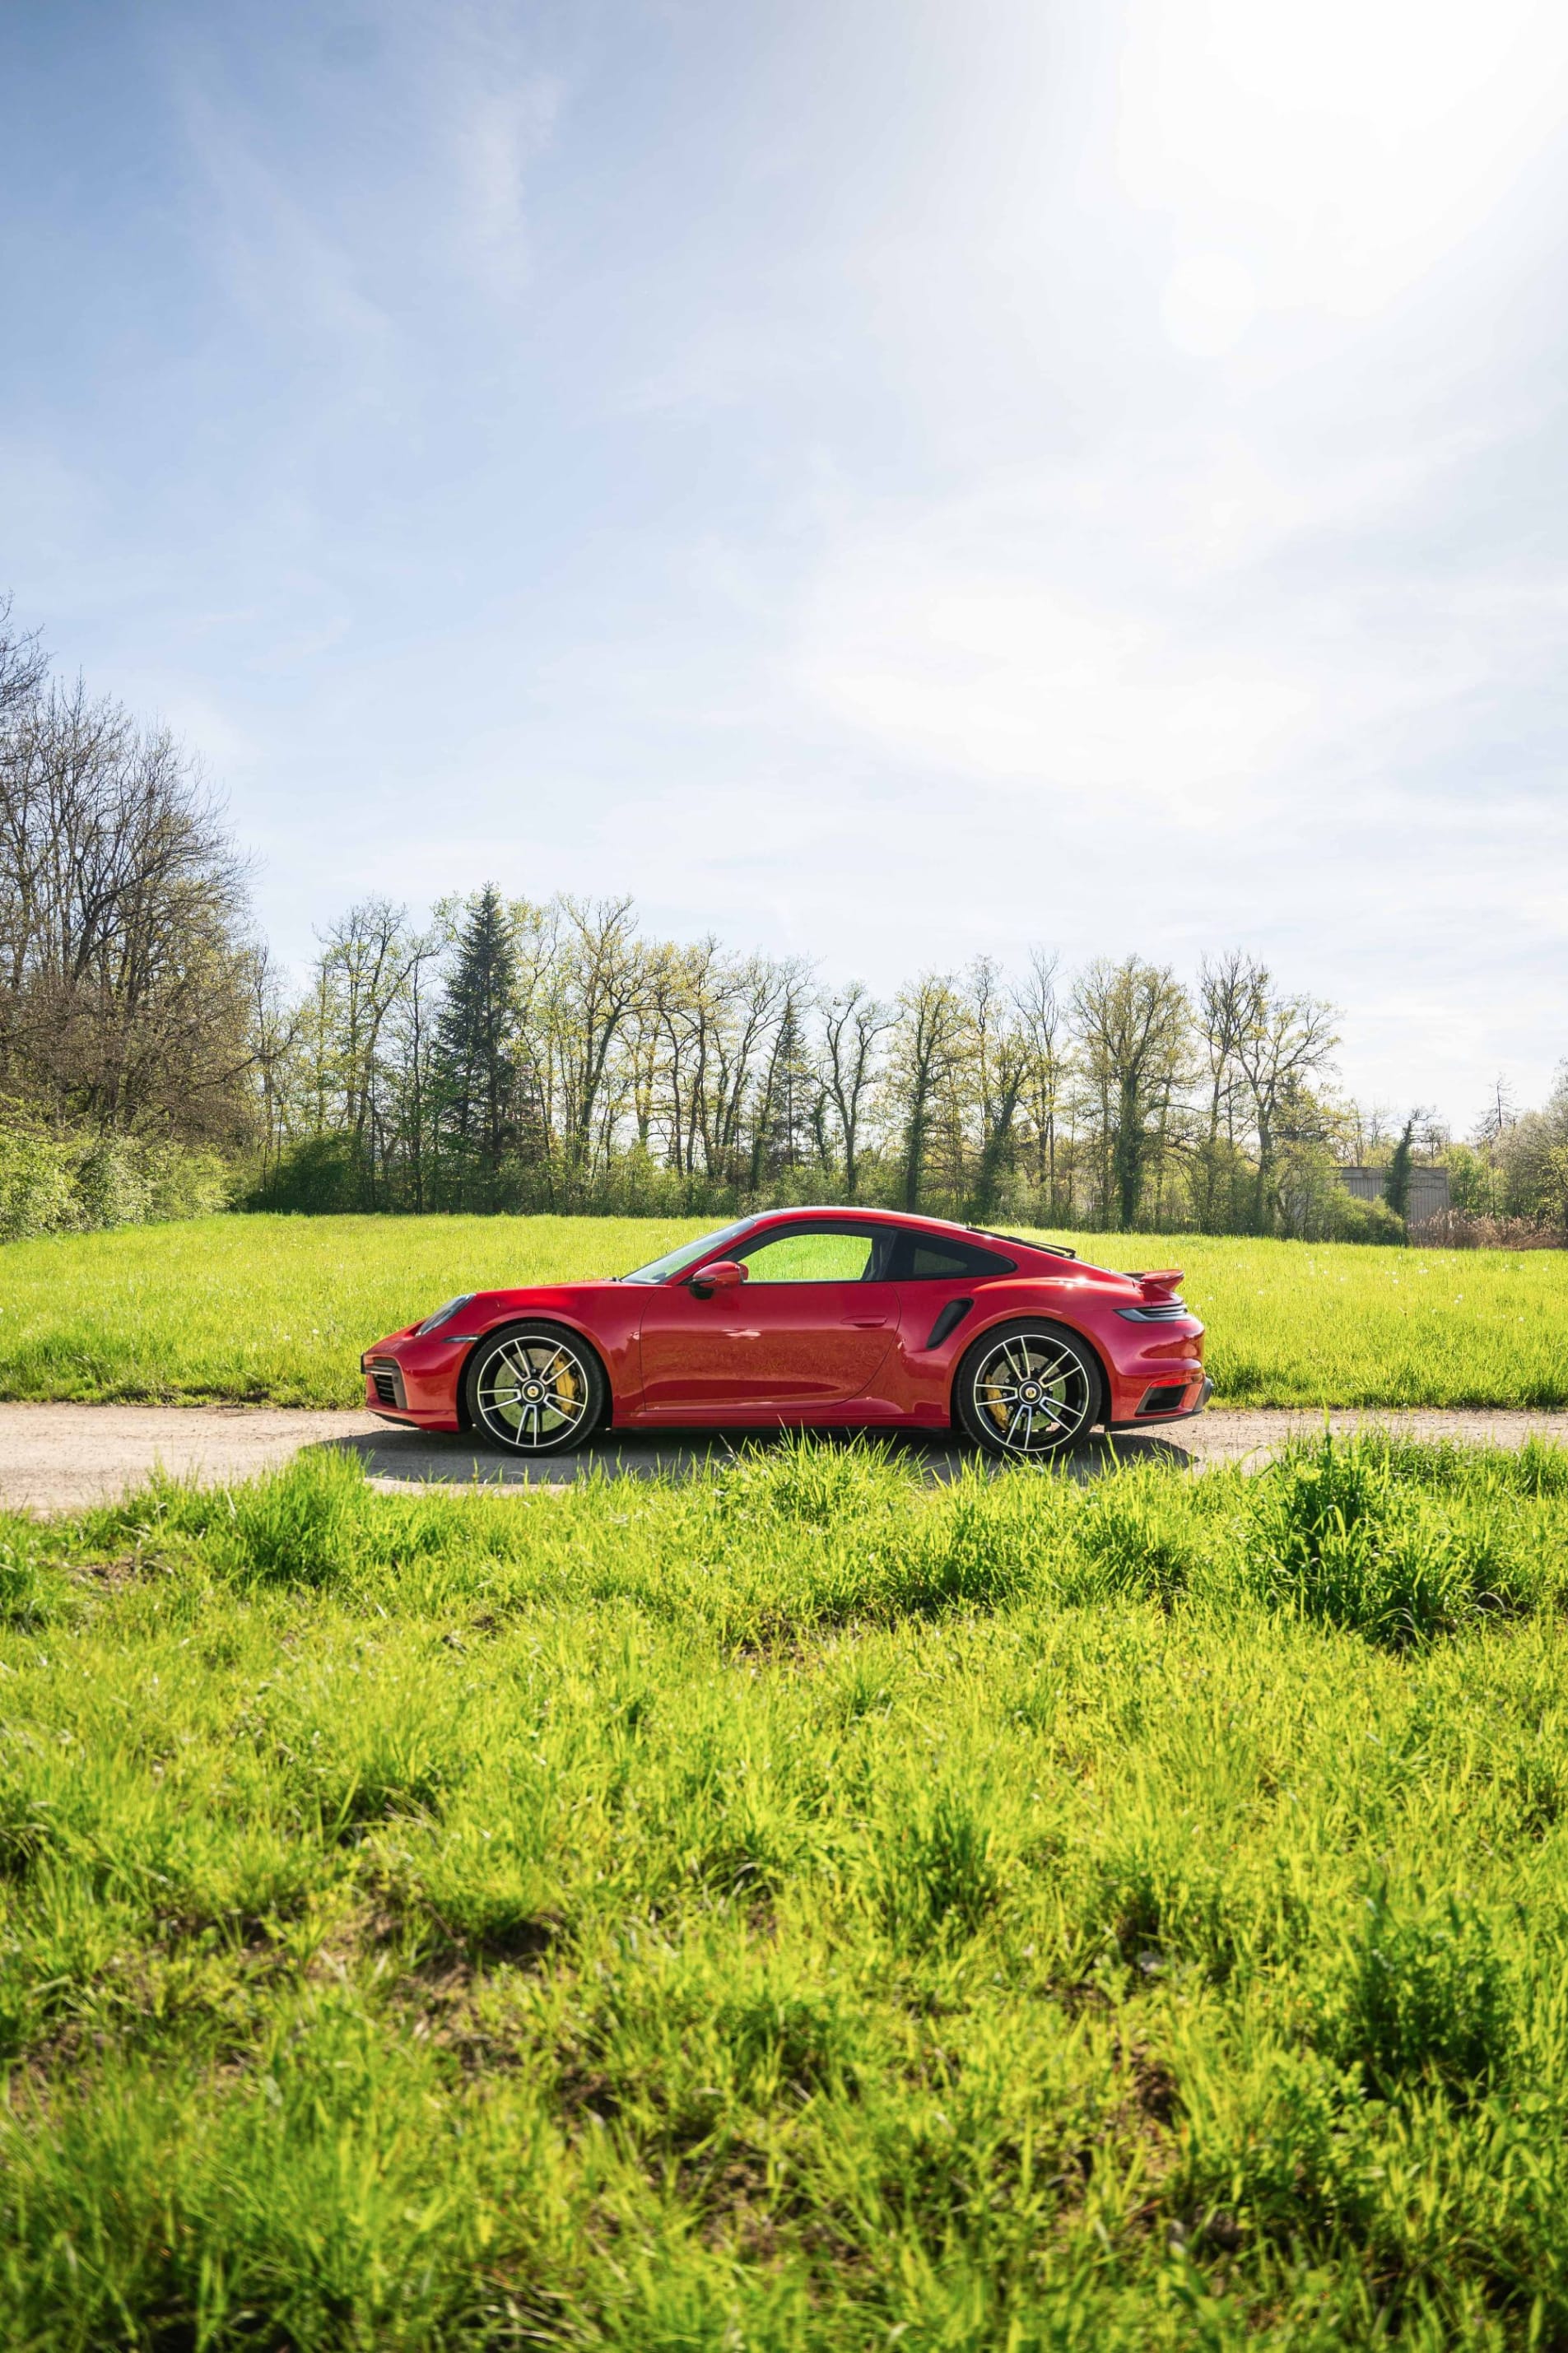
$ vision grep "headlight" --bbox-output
[416,1294,475,1336]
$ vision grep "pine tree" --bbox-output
[751,994,819,1188]
[434,886,521,1208]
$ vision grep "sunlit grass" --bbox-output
[0,1211,1561,1407]
[2,1431,1568,2346]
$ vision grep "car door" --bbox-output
[637,1222,901,1411]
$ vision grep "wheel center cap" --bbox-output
[1021,1383,1041,1402]
[523,1383,544,1402]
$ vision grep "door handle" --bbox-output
[840,1315,889,1328]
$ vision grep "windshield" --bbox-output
[620,1216,765,1285]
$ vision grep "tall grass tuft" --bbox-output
[1322,1879,1514,2097]
[1243,1431,1545,1645]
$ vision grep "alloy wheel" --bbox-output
[966,1329,1093,1457]
[472,1333,595,1451]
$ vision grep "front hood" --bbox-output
[468,1279,621,1309]
[370,1279,622,1357]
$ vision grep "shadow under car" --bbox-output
[314,1420,1198,1490]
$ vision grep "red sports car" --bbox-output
[361,1208,1209,1462]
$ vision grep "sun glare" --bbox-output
[1119,0,1568,323]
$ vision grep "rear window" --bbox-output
[896,1235,1016,1281]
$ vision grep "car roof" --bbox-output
[737,1206,1076,1260]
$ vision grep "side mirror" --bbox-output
[689,1259,747,1299]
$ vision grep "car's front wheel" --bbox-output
[463,1323,607,1454]
[953,1320,1102,1461]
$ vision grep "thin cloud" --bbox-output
[171,77,396,378]
[445,68,560,301]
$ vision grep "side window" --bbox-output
[896,1236,1016,1281]
[733,1226,884,1283]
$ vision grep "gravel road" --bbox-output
[0,1401,1564,1514]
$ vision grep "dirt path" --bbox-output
[0,1401,1565,1514]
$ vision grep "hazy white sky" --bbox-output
[2,0,1566,1126]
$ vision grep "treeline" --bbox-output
[249,885,1368,1235]
[2,597,1565,1239]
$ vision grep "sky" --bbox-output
[2,0,1566,1131]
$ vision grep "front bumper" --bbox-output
[361,1335,465,1430]
[1108,1373,1212,1430]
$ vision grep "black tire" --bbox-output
[463,1323,607,1455]
[953,1319,1103,1461]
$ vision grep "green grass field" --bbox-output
[0,1212,1562,1409]
[3,1431,1568,2346]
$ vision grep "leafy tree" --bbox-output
[1384,1116,1416,1227]
[1444,1141,1499,1218]
[1231,969,1339,1235]
[888,975,965,1211]
[1496,1067,1568,1226]
[1072,957,1190,1229]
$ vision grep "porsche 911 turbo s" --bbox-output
[361,1208,1210,1462]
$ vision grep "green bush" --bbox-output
[0,1123,79,1243]
[140,1142,229,1222]
[73,1134,151,1229]
[0,1119,229,1244]
[244,1132,369,1213]
[1328,1189,1407,1244]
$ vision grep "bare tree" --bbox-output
[1190,951,1256,1231]
[0,675,254,1140]
[390,923,448,1212]
[704,954,792,1184]
[1474,1076,1515,1149]
[0,595,48,723]
[1015,949,1069,1219]
[965,956,1031,1222]
[246,943,300,1184]
[547,896,646,1195]
[647,934,724,1179]
[821,981,891,1201]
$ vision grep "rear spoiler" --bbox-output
[1128,1268,1184,1300]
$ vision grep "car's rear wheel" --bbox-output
[954,1320,1101,1461]
[463,1323,607,1454]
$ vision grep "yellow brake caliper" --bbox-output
[981,1375,1011,1432]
